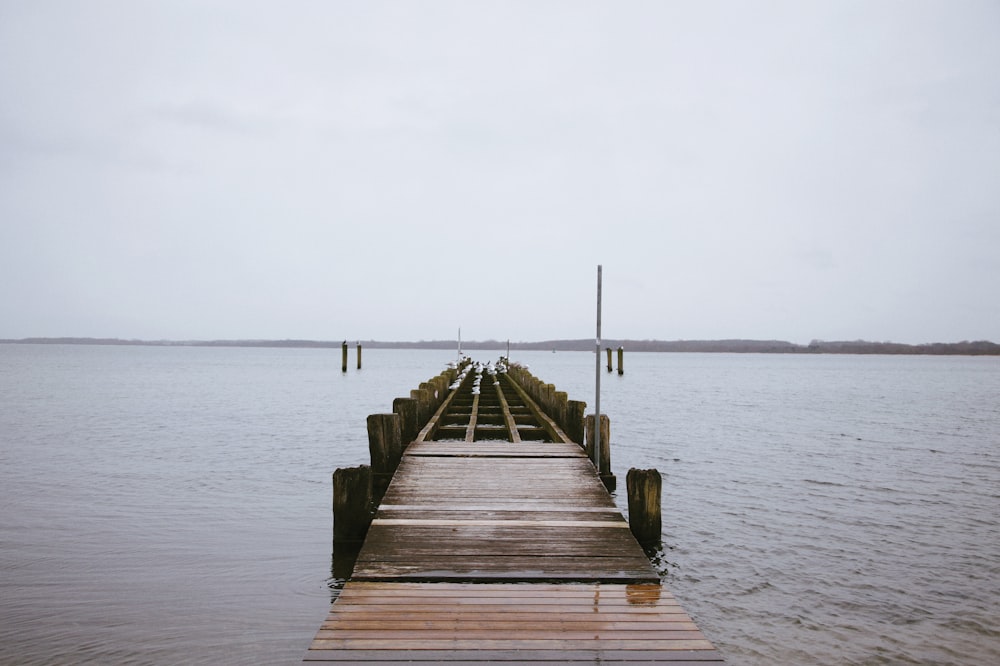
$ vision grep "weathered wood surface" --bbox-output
[311,365,723,663]
[628,467,663,545]
[305,582,724,663]
[349,441,658,582]
[413,368,571,445]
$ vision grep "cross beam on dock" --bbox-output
[418,366,570,444]
[309,360,724,663]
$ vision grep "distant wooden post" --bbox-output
[368,413,402,505]
[606,347,613,372]
[356,343,362,369]
[332,465,371,544]
[627,468,661,546]
[617,346,624,375]
[341,341,348,373]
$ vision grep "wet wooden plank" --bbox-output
[352,436,661,583]
[376,504,621,513]
[335,581,677,599]
[339,582,677,596]
[306,583,724,662]
[306,650,722,666]
[306,651,722,663]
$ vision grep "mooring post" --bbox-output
[553,391,569,434]
[392,397,420,445]
[341,341,348,373]
[617,346,624,375]
[606,347,613,372]
[598,414,615,491]
[567,400,587,447]
[332,465,372,544]
[367,413,402,506]
[410,388,432,426]
[356,342,362,370]
[585,413,615,490]
[627,468,662,546]
[429,376,447,407]
[420,382,441,414]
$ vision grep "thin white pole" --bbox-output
[594,265,602,473]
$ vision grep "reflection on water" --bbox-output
[329,542,360,602]
[642,543,676,580]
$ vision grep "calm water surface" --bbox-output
[1,345,998,664]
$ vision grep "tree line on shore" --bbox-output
[3,337,998,355]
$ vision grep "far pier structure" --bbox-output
[308,358,723,664]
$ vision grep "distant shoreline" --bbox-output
[2,337,998,356]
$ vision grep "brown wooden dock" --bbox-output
[307,361,723,663]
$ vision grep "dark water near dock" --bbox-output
[1,345,998,664]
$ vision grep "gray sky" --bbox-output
[2,1,998,344]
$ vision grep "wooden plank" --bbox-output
[403,441,585,458]
[324,616,694,626]
[314,629,709,640]
[406,448,585,458]
[494,382,522,443]
[335,581,676,597]
[306,650,723,663]
[499,373,574,444]
[309,638,718,651]
[464,393,479,442]
[370,518,629,528]
[376,504,621,513]
[374,511,625,524]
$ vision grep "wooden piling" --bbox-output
[367,413,402,505]
[627,468,662,546]
[585,413,615,491]
[392,397,420,445]
[606,347,613,372]
[332,465,372,544]
[357,343,362,370]
[410,388,433,426]
[420,381,442,414]
[341,341,348,373]
[553,390,569,434]
[617,346,624,375]
[566,400,587,447]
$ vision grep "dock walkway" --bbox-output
[306,363,723,663]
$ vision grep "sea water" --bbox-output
[1,345,997,664]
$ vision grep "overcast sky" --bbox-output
[1,1,997,345]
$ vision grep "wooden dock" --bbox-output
[307,361,723,663]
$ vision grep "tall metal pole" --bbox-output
[594,265,602,473]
